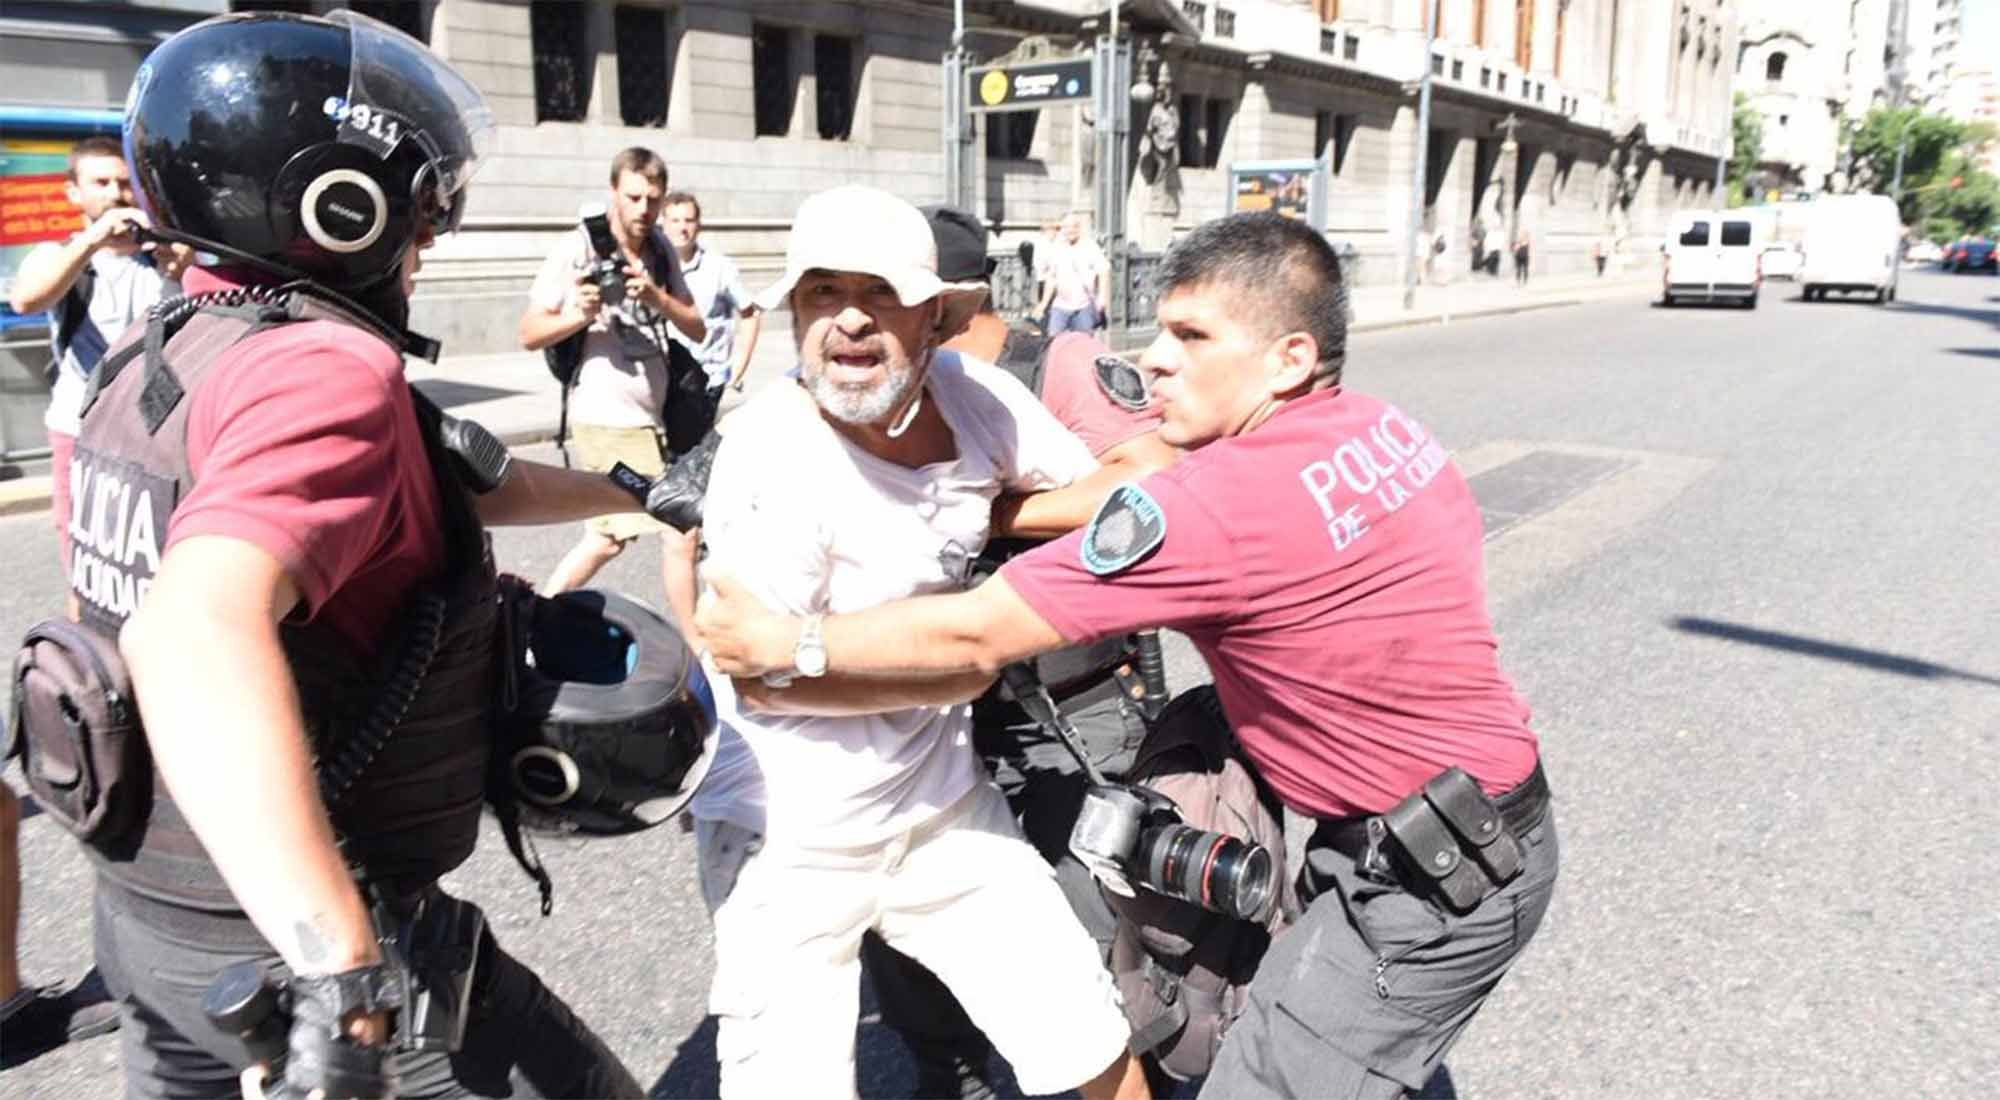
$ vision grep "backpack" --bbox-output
[43,266,98,387]
[546,231,713,464]
[1103,685,1296,1082]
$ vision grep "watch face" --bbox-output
[795,642,828,678]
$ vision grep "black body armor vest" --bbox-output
[69,288,500,910]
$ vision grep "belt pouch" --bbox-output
[1422,766,1525,885]
[1380,794,1489,913]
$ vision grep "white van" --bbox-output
[1663,210,1762,308]
[1799,194,1902,303]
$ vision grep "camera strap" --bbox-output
[998,663,1109,786]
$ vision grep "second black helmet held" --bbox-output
[123,10,493,291]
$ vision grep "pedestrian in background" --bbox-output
[1513,228,1532,285]
[1035,211,1110,333]
[1592,234,1609,277]
[518,147,706,601]
[661,190,762,403]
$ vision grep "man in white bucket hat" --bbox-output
[678,184,1149,1099]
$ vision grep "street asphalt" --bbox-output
[3,268,1995,1097]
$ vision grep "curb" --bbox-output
[0,479,52,520]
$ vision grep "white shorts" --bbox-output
[695,783,1129,1099]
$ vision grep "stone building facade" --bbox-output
[2,0,1740,361]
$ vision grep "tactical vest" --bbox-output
[978,326,1131,716]
[68,286,500,911]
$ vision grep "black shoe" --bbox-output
[0,970,122,1067]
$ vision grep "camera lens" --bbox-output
[1136,824,1276,922]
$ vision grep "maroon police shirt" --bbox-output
[1003,386,1539,819]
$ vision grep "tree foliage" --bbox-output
[1726,93,1762,208]
[1846,106,1999,237]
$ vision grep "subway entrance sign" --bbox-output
[967,58,1093,112]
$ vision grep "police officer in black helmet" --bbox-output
[49,11,707,1098]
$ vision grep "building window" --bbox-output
[1480,66,1492,88]
[1320,27,1338,54]
[814,34,856,141]
[1432,53,1445,75]
[348,1,427,41]
[1766,51,1787,82]
[1777,113,1789,127]
[985,110,1039,160]
[1316,110,1355,173]
[1514,0,1533,69]
[1203,98,1231,167]
[1497,72,1508,93]
[752,24,795,137]
[1179,94,1203,166]
[530,0,590,123]
[1183,2,1208,34]
[615,6,670,128]
[1344,35,1359,61]
[1215,7,1236,36]
[1451,58,1464,80]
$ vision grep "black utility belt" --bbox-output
[1316,762,1549,914]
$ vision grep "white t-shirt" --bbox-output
[690,350,1098,847]
[528,228,694,429]
[669,243,756,384]
[1039,238,1107,312]
[44,249,177,436]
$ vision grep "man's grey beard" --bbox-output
[808,353,924,427]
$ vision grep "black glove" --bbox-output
[645,428,720,531]
[261,969,401,1100]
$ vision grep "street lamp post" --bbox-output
[1402,0,1437,311]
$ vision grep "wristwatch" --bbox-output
[761,614,827,689]
[793,614,828,678]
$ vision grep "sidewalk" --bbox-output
[0,263,1658,518]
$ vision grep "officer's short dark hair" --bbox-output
[67,136,126,181]
[1156,212,1348,388]
[608,147,668,188]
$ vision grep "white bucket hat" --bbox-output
[756,184,989,340]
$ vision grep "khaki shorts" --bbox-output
[697,784,1131,1098]
[571,423,669,542]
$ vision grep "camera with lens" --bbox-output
[1070,781,1277,922]
[577,201,626,309]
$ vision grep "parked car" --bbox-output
[1662,210,1762,308]
[1799,194,1903,303]
[1904,239,1943,265]
[1947,238,1997,273]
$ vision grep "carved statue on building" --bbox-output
[1604,121,1653,213]
[1140,74,1180,185]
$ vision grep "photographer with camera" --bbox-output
[1,13,719,1098]
[519,147,705,602]
[698,212,1559,1100]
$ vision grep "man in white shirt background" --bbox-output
[680,184,1148,1100]
[518,147,706,599]
[661,190,761,401]
[1034,210,1110,334]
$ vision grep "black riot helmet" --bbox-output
[501,589,719,838]
[123,10,492,295]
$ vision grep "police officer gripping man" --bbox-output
[11,12,712,1098]
[697,212,1559,1099]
